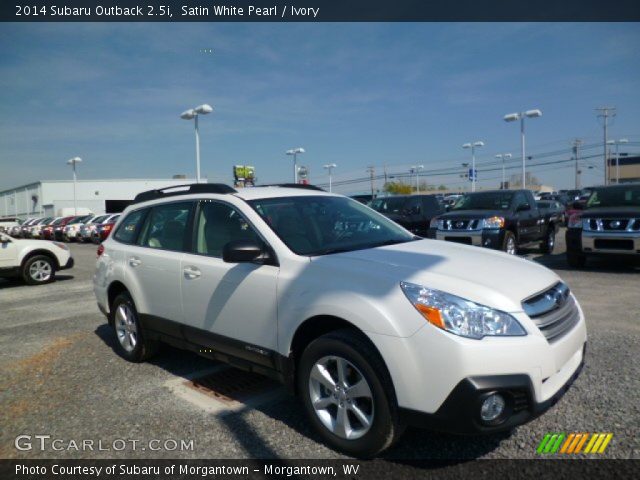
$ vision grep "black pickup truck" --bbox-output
[565,183,640,267]
[428,189,558,254]
[369,194,444,237]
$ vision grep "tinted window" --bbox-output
[512,192,527,209]
[114,209,147,244]
[422,196,442,215]
[139,202,192,252]
[195,201,261,258]
[452,192,515,211]
[249,196,415,256]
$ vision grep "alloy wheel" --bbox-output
[29,260,52,282]
[115,303,138,352]
[308,355,374,440]
[506,236,516,255]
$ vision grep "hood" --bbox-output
[310,239,559,313]
[579,206,640,219]
[439,209,509,219]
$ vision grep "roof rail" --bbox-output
[133,183,237,203]
[260,183,326,192]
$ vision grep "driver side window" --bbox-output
[195,201,261,258]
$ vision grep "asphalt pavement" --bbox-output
[1,231,638,460]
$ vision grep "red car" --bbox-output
[92,214,120,244]
[52,216,77,241]
[42,217,69,240]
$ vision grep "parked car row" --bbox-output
[3,213,121,243]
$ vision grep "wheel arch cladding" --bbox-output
[21,249,59,270]
[107,281,130,323]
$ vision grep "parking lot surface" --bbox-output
[1,233,639,460]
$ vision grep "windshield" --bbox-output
[369,197,409,214]
[52,218,65,225]
[249,195,416,256]
[586,185,640,208]
[452,192,514,211]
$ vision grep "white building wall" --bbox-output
[1,179,198,218]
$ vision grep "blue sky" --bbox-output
[0,23,638,193]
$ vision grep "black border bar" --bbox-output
[3,0,640,22]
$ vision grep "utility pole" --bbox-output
[596,106,616,185]
[572,139,582,189]
[366,166,375,199]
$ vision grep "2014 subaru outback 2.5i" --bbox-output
[94,183,586,457]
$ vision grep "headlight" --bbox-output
[52,242,69,250]
[482,216,505,229]
[400,282,526,339]
[567,214,583,229]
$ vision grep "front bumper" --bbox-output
[400,344,585,434]
[566,228,640,255]
[435,228,505,250]
[60,256,75,270]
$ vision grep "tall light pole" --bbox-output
[410,165,424,192]
[286,147,305,183]
[503,109,542,189]
[181,104,213,183]
[596,106,616,185]
[462,141,484,192]
[572,139,583,189]
[607,138,628,184]
[495,153,512,189]
[66,157,82,216]
[323,163,337,192]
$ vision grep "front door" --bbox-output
[0,235,18,269]
[180,200,279,362]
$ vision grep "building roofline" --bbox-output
[0,178,200,195]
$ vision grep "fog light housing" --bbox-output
[480,393,505,422]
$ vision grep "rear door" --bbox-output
[123,201,194,331]
[180,200,279,360]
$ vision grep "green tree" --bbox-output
[383,181,413,195]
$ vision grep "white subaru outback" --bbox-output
[93,184,587,457]
[0,232,74,285]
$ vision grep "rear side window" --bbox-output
[114,209,147,244]
[139,202,193,252]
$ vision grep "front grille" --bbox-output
[586,218,639,232]
[441,219,481,230]
[522,283,580,343]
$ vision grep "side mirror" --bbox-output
[222,240,264,263]
[516,203,531,212]
[572,201,585,210]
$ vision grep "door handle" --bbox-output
[183,266,201,279]
[128,257,142,267]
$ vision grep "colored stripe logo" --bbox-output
[537,433,613,454]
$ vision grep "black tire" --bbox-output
[110,292,158,362]
[502,231,517,255]
[566,251,587,268]
[540,227,555,254]
[22,255,56,285]
[297,329,405,458]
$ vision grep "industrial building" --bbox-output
[0,178,199,219]
[607,155,640,184]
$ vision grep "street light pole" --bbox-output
[323,163,337,192]
[504,109,542,190]
[66,157,82,216]
[495,153,512,189]
[181,104,213,183]
[462,141,484,192]
[286,147,305,183]
[411,165,424,193]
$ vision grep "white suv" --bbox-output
[0,232,74,284]
[94,184,587,457]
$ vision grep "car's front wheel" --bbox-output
[297,329,404,457]
[110,292,158,362]
[22,255,55,285]
[502,231,517,255]
[540,227,555,254]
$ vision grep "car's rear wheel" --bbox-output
[22,255,55,285]
[540,228,555,254]
[298,329,404,457]
[502,231,517,255]
[110,292,158,362]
